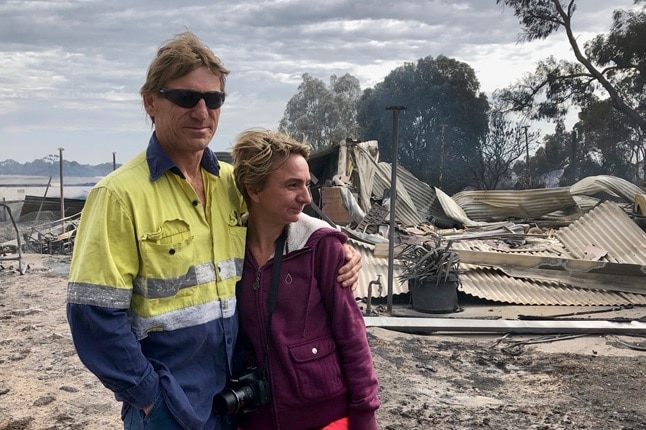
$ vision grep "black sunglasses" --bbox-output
[159,88,226,109]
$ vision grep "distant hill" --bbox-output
[0,155,117,177]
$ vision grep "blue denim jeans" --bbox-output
[122,392,236,430]
[123,392,184,430]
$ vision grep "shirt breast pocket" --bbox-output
[138,219,195,283]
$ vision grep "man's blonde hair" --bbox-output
[140,31,229,116]
[232,129,311,205]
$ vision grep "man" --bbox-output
[66,32,361,430]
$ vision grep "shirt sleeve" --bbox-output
[315,235,380,430]
[66,185,159,409]
[66,303,159,409]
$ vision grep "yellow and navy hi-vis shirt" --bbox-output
[66,134,246,429]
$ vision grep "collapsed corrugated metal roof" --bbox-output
[450,175,642,224]
[308,141,646,307]
[454,202,646,305]
[452,187,578,221]
[570,175,643,202]
[556,202,646,263]
[432,203,646,306]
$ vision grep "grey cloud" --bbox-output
[0,0,636,163]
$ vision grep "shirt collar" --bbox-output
[146,132,221,181]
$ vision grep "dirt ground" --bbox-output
[1,253,646,430]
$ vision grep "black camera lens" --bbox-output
[213,368,271,416]
[213,385,256,416]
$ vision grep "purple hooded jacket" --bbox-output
[236,214,380,430]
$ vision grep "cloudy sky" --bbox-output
[0,0,635,165]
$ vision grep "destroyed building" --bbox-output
[306,139,646,323]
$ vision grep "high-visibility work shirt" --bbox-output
[67,134,246,429]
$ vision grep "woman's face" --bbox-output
[249,153,312,225]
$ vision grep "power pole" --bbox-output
[385,105,406,314]
[439,124,448,187]
[521,126,531,188]
[113,152,117,171]
[58,147,65,234]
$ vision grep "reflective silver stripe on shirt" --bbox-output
[128,296,237,340]
[217,257,244,281]
[67,282,132,309]
[132,262,217,298]
[131,259,243,298]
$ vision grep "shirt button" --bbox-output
[169,249,176,255]
[192,200,199,206]
[311,347,318,355]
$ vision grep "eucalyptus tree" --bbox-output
[576,99,644,182]
[496,0,646,178]
[523,121,568,187]
[357,55,489,194]
[279,73,361,152]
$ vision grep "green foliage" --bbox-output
[396,234,460,287]
[496,0,646,139]
[522,121,568,186]
[576,99,643,182]
[279,73,361,152]
[588,7,646,103]
[357,55,489,194]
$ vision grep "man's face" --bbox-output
[143,66,222,158]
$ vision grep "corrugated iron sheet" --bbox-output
[458,267,644,306]
[452,236,569,258]
[349,238,408,300]
[351,141,381,215]
[569,175,644,202]
[371,163,425,227]
[450,175,641,224]
[452,187,577,221]
[450,203,646,306]
[556,202,646,264]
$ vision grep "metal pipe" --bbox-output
[365,275,382,316]
[385,106,406,314]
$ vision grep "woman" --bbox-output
[231,129,380,430]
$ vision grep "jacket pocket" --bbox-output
[288,336,344,400]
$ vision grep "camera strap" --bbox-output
[267,228,286,330]
[262,228,287,373]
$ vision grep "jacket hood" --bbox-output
[286,213,345,252]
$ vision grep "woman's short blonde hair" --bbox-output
[140,31,229,97]
[232,129,311,204]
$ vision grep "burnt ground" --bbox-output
[370,328,646,429]
[1,253,645,429]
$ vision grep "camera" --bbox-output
[213,368,271,416]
